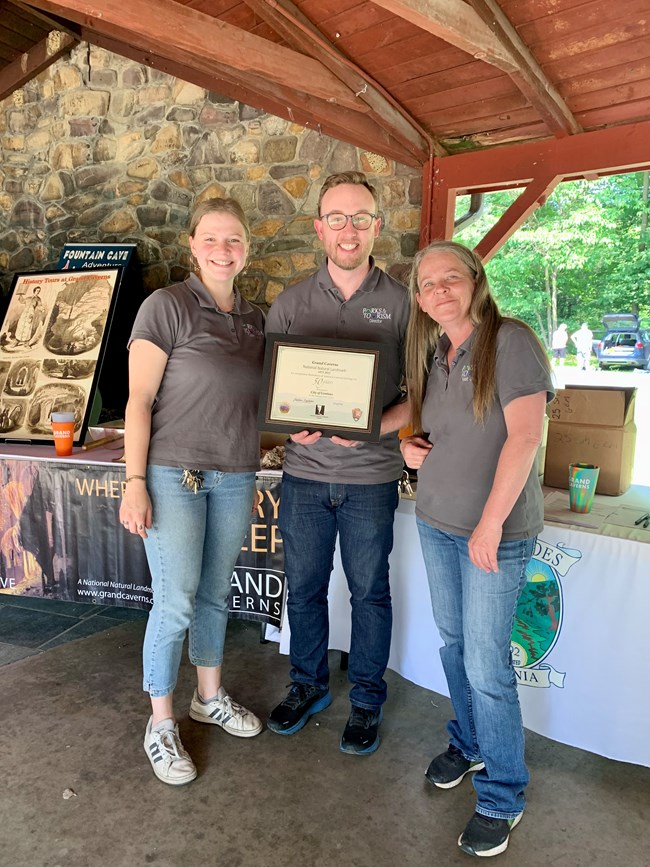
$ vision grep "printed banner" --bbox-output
[229,475,285,627]
[0,460,285,626]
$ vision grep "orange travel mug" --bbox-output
[51,412,75,457]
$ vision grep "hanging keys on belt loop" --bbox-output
[180,469,204,494]
[398,469,414,497]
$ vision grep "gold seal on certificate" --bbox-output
[258,334,386,441]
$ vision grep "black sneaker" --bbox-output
[267,683,332,735]
[458,811,523,857]
[425,744,485,789]
[339,706,382,755]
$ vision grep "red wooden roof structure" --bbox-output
[2,0,650,257]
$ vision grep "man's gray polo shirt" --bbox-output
[129,274,265,473]
[264,258,409,485]
[416,321,554,539]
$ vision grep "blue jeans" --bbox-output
[279,473,399,709]
[142,465,256,697]
[416,519,534,819]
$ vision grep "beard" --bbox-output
[325,239,372,272]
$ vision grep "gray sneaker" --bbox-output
[144,717,197,786]
[425,744,485,789]
[189,687,263,737]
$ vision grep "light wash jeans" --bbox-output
[279,472,399,709]
[416,519,534,819]
[142,465,256,697]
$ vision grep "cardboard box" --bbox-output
[544,386,637,495]
[544,422,636,495]
[546,386,636,427]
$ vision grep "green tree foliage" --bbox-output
[455,173,650,347]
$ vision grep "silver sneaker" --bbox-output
[189,687,263,737]
[144,717,197,786]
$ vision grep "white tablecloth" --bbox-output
[280,496,650,768]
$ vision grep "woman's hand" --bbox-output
[119,480,152,539]
[468,519,502,573]
[400,435,432,469]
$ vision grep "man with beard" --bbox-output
[265,172,409,755]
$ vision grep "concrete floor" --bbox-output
[2,617,649,867]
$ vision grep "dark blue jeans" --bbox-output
[279,472,399,710]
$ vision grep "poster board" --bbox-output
[57,243,144,416]
[57,243,136,271]
[0,268,124,445]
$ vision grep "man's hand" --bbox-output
[330,436,360,448]
[290,430,322,445]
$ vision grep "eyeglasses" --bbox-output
[319,212,376,231]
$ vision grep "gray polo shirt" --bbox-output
[128,274,265,472]
[264,258,409,484]
[415,321,554,540]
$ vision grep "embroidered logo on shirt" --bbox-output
[242,323,264,338]
[461,364,473,382]
[362,307,391,322]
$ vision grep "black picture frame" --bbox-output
[0,267,125,446]
[258,333,386,442]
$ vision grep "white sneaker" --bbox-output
[189,687,263,738]
[144,717,197,786]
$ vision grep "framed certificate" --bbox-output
[258,334,386,441]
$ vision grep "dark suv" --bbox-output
[596,313,650,369]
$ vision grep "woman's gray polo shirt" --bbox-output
[128,274,265,473]
[416,321,554,540]
[264,258,409,485]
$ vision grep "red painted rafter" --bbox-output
[240,0,437,162]
[0,29,76,101]
[20,0,366,112]
[423,121,650,259]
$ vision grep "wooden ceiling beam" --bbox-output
[20,0,367,113]
[368,0,519,71]
[240,0,438,161]
[0,29,77,101]
[473,173,562,262]
[465,0,581,137]
[369,0,580,138]
[12,0,80,37]
[436,120,650,191]
[84,31,423,167]
[422,121,650,260]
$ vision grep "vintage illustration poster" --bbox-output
[0,268,122,443]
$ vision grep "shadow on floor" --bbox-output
[0,593,146,665]
[2,615,649,867]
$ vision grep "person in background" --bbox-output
[571,322,593,371]
[551,322,568,367]
[265,171,410,756]
[400,240,553,858]
[119,198,265,786]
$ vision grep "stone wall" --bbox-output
[0,43,422,306]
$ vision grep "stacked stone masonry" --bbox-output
[0,43,422,306]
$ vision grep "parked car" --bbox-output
[591,330,604,357]
[596,313,650,369]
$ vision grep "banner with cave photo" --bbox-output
[0,268,124,445]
